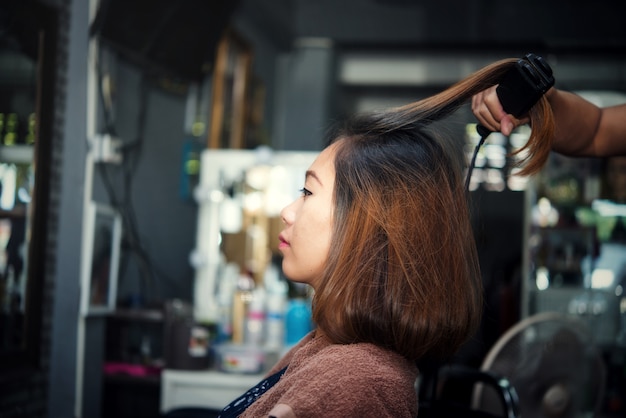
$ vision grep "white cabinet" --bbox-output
[160,370,264,413]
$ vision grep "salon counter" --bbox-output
[160,369,264,413]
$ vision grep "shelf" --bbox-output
[0,145,34,164]
[107,308,164,322]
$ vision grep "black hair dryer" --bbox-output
[476,53,555,138]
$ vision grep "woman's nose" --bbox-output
[280,199,297,225]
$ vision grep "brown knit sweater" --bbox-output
[239,332,419,417]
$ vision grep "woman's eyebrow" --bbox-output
[305,170,323,186]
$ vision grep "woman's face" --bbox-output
[278,143,337,289]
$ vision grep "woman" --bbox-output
[219,56,555,417]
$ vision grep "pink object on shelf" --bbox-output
[103,362,162,377]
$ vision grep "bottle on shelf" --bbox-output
[231,273,255,344]
[264,264,287,351]
[244,287,266,346]
[285,298,312,347]
[25,113,36,145]
[3,113,18,145]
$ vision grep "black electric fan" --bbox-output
[472,312,606,417]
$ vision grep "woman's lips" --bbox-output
[278,234,289,250]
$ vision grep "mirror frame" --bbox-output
[0,1,57,377]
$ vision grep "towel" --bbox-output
[238,331,419,417]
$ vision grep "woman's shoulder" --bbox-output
[279,340,419,417]
[241,336,419,417]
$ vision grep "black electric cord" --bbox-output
[465,124,491,192]
[93,49,168,304]
[465,53,555,193]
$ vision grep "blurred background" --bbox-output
[1,0,625,417]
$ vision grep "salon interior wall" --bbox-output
[37,0,626,416]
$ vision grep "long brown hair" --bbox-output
[389,58,554,176]
[311,57,554,361]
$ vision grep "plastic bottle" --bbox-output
[216,263,239,343]
[265,281,287,351]
[285,298,312,346]
[245,288,266,346]
[232,274,255,344]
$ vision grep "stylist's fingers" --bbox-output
[472,86,531,136]
[471,86,505,132]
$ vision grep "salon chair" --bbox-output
[417,363,520,418]
[162,365,520,418]
[162,407,220,418]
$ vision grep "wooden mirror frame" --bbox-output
[208,29,253,149]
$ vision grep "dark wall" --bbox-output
[292,0,626,47]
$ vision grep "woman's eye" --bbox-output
[299,187,312,197]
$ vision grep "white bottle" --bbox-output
[245,288,266,346]
[216,262,239,343]
[232,274,255,344]
[265,280,288,351]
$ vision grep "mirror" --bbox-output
[0,1,56,373]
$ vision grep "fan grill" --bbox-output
[473,312,606,417]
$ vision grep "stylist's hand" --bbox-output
[471,86,529,136]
